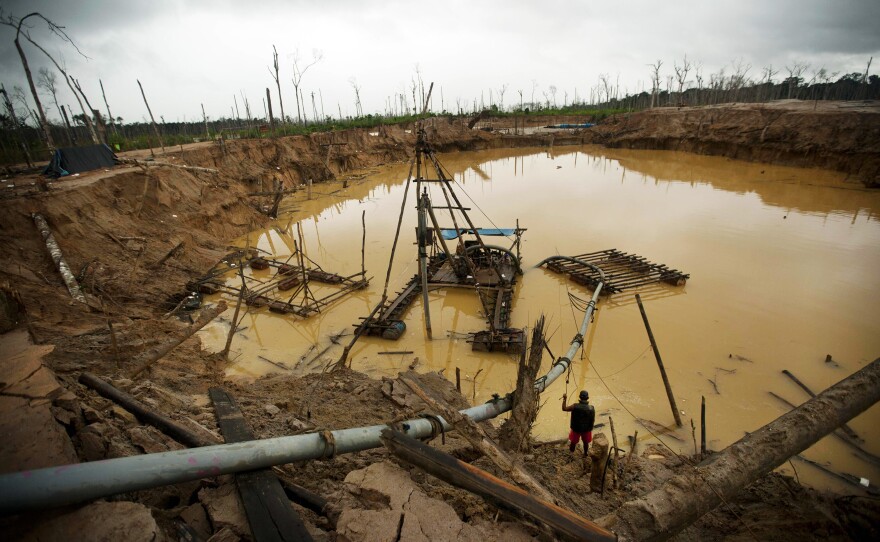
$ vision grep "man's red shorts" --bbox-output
[568,430,593,446]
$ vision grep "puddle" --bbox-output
[200,145,880,493]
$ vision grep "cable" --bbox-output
[583,344,652,379]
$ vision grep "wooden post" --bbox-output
[635,293,683,427]
[589,433,609,492]
[609,417,619,489]
[223,263,247,360]
[381,428,616,542]
[700,396,706,456]
[599,357,880,541]
[307,178,312,200]
[620,430,638,489]
[455,367,462,393]
[137,79,165,152]
[32,213,87,304]
[129,301,227,378]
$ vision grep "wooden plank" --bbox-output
[381,428,616,542]
[209,388,313,542]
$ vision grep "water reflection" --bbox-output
[201,145,880,494]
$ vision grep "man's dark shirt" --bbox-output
[570,402,595,433]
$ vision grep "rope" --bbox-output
[419,413,446,445]
[583,344,652,379]
[319,429,337,460]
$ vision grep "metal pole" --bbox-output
[700,395,706,456]
[635,293,683,427]
[0,262,606,515]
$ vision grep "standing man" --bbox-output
[562,390,595,456]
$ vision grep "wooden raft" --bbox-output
[541,249,689,294]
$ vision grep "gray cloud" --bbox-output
[0,0,877,123]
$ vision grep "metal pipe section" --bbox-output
[0,262,604,516]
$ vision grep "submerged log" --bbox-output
[381,428,615,542]
[129,301,227,378]
[32,213,87,304]
[598,358,880,541]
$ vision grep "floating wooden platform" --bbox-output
[360,252,524,352]
[541,249,689,295]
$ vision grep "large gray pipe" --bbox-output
[0,262,604,515]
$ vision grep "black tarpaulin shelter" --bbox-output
[44,144,118,177]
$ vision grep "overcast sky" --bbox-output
[1,0,878,124]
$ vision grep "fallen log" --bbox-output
[129,301,227,378]
[210,388,313,542]
[119,157,218,174]
[79,372,217,448]
[597,357,880,541]
[399,376,558,504]
[767,391,880,467]
[32,213,87,304]
[782,369,862,442]
[381,428,615,542]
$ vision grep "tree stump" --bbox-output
[589,433,609,492]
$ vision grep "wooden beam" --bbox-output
[380,428,616,542]
[210,388,313,542]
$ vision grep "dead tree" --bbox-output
[137,79,165,152]
[290,48,322,124]
[349,78,362,117]
[267,45,286,123]
[648,59,663,108]
[0,83,33,166]
[785,61,809,99]
[70,76,104,142]
[673,55,692,101]
[15,30,99,144]
[99,79,116,136]
[597,357,880,541]
[37,67,71,145]
[201,103,210,139]
[266,87,275,130]
[498,316,545,452]
[0,11,56,150]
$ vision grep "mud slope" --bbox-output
[583,100,880,186]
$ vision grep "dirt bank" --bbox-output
[579,100,880,187]
[1,105,878,540]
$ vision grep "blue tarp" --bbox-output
[439,228,516,240]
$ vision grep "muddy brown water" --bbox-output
[201,145,880,494]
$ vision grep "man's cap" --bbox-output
[579,390,589,401]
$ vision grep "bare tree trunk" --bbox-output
[71,76,104,143]
[266,87,275,131]
[201,103,210,139]
[99,79,116,137]
[0,84,33,166]
[137,79,165,152]
[60,105,76,145]
[12,29,54,150]
[499,316,544,451]
[597,358,880,541]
